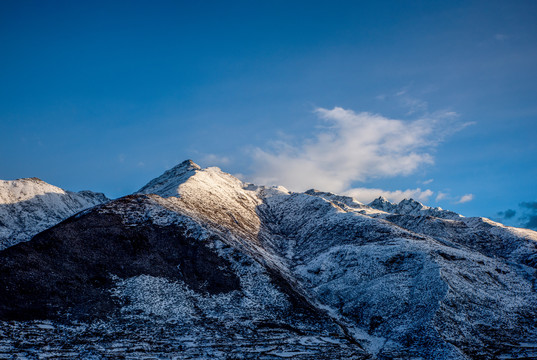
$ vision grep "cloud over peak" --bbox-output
[345,187,434,204]
[250,107,463,195]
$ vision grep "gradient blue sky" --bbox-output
[1,0,536,228]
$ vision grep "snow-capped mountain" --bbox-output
[0,177,109,250]
[0,160,536,359]
[368,196,462,219]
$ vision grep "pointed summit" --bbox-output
[179,159,201,170]
[368,196,395,212]
[398,198,425,209]
[371,196,390,204]
[137,160,201,197]
[368,196,461,219]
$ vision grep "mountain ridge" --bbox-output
[0,160,536,359]
[0,177,109,250]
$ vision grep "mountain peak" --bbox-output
[368,196,461,219]
[305,189,365,209]
[137,159,203,197]
[19,177,45,183]
[0,178,109,249]
[0,178,66,204]
[371,195,390,203]
[368,196,393,210]
[168,159,201,174]
[399,198,425,208]
[179,159,201,169]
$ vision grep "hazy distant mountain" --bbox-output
[0,177,108,250]
[0,160,535,359]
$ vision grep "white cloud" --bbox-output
[435,192,448,201]
[457,194,474,203]
[494,34,509,41]
[250,106,463,194]
[422,178,434,185]
[345,187,434,204]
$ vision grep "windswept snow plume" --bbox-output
[250,107,464,195]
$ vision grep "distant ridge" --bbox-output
[0,177,109,249]
[368,196,462,219]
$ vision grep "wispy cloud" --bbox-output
[250,106,467,196]
[395,89,428,115]
[457,194,474,203]
[345,187,433,204]
[435,192,448,201]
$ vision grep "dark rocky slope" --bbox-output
[0,195,242,320]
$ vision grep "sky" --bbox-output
[1,0,536,229]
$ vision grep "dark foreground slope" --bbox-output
[0,194,364,359]
[0,160,536,359]
[0,195,242,320]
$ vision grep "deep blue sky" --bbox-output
[1,1,536,228]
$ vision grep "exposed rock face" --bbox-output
[0,177,108,250]
[0,160,536,359]
[0,195,242,320]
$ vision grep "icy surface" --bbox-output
[0,177,108,249]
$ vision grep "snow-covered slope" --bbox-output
[135,160,537,359]
[368,196,462,219]
[0,161,536,360]
[137,159,201,197]
[0,177,109,249]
